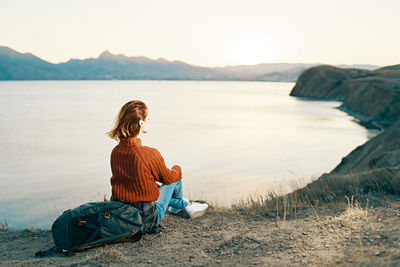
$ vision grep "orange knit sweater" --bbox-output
[110,136,182,203]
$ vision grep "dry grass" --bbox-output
[27,227,41,233]
[87,244,129,264]
[386,201,400,208]
[0,220,8,231]
[318,195,370,229]
[233,167,399,219]
[295,167,400,204]
[233,176,314,219]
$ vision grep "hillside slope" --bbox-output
[289,64,400,194]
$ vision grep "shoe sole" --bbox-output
[189,206,208,219]
[169,199,189,215]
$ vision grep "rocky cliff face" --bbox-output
[331,117,400,174]
[289,64,400,176]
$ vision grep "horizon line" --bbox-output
[0,44,384,69]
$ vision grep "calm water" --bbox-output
[0,80,379,229]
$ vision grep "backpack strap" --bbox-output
[85,212,109,244]
[35,246,57,257]
[35,246,76,257]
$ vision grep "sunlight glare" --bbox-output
[224,32,279,65]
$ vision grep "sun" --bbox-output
[224,32,279,65]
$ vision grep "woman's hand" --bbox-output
[172,165,182,177]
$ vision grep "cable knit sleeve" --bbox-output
[150,148,182,185]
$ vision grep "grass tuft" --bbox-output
[88,244,128,264]
[1,219,8,231]
[233,166,399,219]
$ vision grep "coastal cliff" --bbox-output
[289,64,400,198]
[290,64,400,129]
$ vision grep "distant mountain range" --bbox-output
[0,45,382,81]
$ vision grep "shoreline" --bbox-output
[289,95,385,131]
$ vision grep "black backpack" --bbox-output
[35,200,159,257]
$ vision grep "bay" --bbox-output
[0,80,379,229]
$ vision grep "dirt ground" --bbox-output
[1,203,399,266]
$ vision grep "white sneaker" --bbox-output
[185,202,208,219]
[168,198,189,214]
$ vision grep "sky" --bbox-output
[1,0,399,67]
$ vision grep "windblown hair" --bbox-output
[107,100,148,141]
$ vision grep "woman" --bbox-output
[107,100,208,226]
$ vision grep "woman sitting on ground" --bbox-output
[107,100,208,228]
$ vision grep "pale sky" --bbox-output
[1,0,399,67]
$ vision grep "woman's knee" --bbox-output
[169,179,182,188]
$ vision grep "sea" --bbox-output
[0,80,380,229]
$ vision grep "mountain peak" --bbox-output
[98,50,153,62]
[98,50,115,59]
[157,57,169,62]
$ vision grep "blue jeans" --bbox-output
[155,179,188,223]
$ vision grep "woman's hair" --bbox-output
[107,100,148,140]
